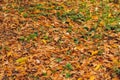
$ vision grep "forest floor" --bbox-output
[0,0,120,80]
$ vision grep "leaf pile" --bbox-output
[0,0,120,80]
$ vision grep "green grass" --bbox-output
[23,12,29,18]
[65,73,71,78]
[64,63,73,70]
[56,58,62,63]
[19,32,38,42]
[73,38,79,44]
[114,67,120,76]
[42,72,47,76]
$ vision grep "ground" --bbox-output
[0,0,120,80]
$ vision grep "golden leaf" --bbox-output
[16,57,28,63]
[78,78,82,80]
[33,9,41,14]
[99,21,105,27]
[112,58,120,65]
[42,39,47,44]
[91,50,98,55]
[7,51,12,57]
[94,64,101,70]
[92,16,98,20]
[108,13,112,18]
[112,44,118,48]
[112,77,119,80]
[89,76,95,80]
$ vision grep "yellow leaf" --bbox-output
[42,39,47,44]
[76,64,81,68]
[112,58,119,65]
[78,78,82,80]
[89,76,95,80]
[108,13,112,17]
[91,50,98,55]
[112,44,118,48]
[7,51,12,57]
[92,16,98,20]
[89,57,93,61]
[99,21,105,27]
[112,77,119,80]
[34,9,41,14]
[16,57,28,63]
[94,64,101,70]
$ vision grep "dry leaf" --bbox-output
[89,75,95,80]
[94,64,101,70]
[16,57,28,63]
[7,51,12,57]
[78,78,82,80]
[92,16,98,20]
[42,39,47,44]
[91,50,98,55]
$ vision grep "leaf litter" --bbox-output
[0,0,120,80]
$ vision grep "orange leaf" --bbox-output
[33,9,41,14]
[89,76,95,80]
[7,51,12,57]
[91,50,98,55]
[92,16,98,20]
[78,78,82,80]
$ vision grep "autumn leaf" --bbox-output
[78,78,82,80]
[7,51,12,57]
[0,0,120,80]
[33,9,41,14]
[92,15,98,20]
[42,39,47,44]
[112,77,119,80]
[91,50,98,55]
[89,75,95,80]
[99,21,105,27]
[16,57,28,63]
[94,64,101,70]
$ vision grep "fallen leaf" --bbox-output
[16,57,28,63]
[7,51,12,57]
[99,21,105,27]
[112,77,119,80]
[91,50,98,55]
[42,39,47,44]
[33,9,41,14]
[94,64,101,70]
[89,75,95,80]
[92,15,98,20]
[108,13,112,18]
[78,78,82,80]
